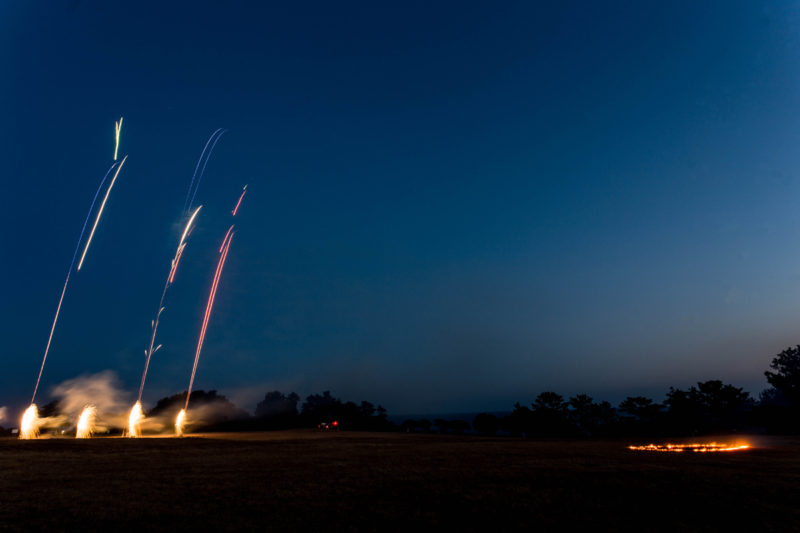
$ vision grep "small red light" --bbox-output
[332,420,338,427]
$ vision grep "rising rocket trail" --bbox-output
[136,205,202,403]
[185,230,234,412]
[30,161,120,404]
[183,189,246,420]
[183,128,226,212]
[77,155,128,271]
[232,185,247,216]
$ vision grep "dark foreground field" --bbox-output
[1,432,798,531]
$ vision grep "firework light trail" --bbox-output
[113,117,123,161]
[29,161,121,408]
[179,188,246,434]
[183,128,226,212]
[136,206,202,404]
[77,155,128,271]
[232,185,247,216]
[185,229,234,412]
[76,405,96,438]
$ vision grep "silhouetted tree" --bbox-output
[666,381,752,434]
[301,391,342,424]
[255,391,300,418]
[765,345,800,406]
[618,396,664,436]
[473,413,499,435]
[532,392,571,436]
[506,403,534,436]
[300,391,395,431]
[149,390,249,431]
[618,396,663,423]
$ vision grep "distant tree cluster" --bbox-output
[459,346,800,438]
[141,389,396,433]
[465,380,753,438]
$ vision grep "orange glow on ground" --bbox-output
[628,442,750,453]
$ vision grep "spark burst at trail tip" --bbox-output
[114,117,123,161]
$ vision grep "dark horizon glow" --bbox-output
[3,2,800,418]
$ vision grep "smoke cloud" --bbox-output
[49,370,133,431]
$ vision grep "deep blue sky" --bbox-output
[3,1,800,416]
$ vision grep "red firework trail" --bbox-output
[219,225,234,253]
[185,231,234,411]
[232,185,247,216]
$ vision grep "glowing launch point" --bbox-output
[628,442,750,453]
[127,402,144,437]
[20,404,39,440]
[175,409,186,436]
[76,405,96,438]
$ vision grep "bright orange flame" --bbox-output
[628,442,750,453]
[127,401,144,438]
[20,404,39,440]
[175,409,186,436]
[76,405,96,439]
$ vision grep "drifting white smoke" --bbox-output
[0,406,7,424]
[50,370,133,432]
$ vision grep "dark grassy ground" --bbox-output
[1,431,798,531]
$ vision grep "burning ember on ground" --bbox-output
[76,405,96,438]
[628,442,750,453]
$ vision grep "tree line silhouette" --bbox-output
[1,344,798,436]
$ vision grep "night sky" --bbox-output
[3,2,800,417]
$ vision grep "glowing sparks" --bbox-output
[232,185,247,216]
[628,442,750,453]
[127,401,144,438]
[114,117,123,161]
[185,230,235,412]
[20,405,40,440]
[76,405,96,439]
[175,409,186,436]
[77,155,128,271]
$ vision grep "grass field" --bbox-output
[1,431,798,531]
